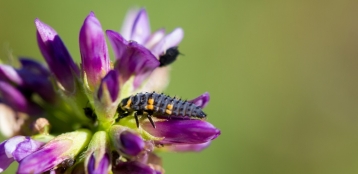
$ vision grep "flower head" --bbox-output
[0,8,220,173]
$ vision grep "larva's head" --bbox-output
[117,97,131,113]
[197,110,207,118]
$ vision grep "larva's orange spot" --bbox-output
[148,98,154,105]
[165,109,172,115]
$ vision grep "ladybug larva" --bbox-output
[117,92,207,128]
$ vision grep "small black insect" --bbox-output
[159,47,181,67]
[117,92,206,128]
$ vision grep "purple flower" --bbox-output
[87,153,110,174]
[106,30,160,89]
[80,12,110,90]
[0,136,44,172]
[0,8,220,174]
[35,18,80,93]
[142,119,220,145]
[116,8,184,93]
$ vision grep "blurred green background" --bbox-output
[1,1,358,174]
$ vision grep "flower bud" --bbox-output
[80,12,110,90]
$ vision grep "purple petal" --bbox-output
[0,64,23,85]
[5,136,44,161]
[113,161,156,174]
[0,136,44,173]
[107,30,160,89]
[143,120,220,144]
[0,140,14,173]
[35,18,80,93]
[17,139,72,173]
[163,142,211,152]
[152,28,184,57]
[144,28,166,50]
[19,58,50,77]
[119,131,145,156]
[16,68,56,103]
[120,8,141,40]
[189,92,210,109]
[80,12,110,89]
[0,81,41,114]
[97,70,119,102]
[88,153,110,174]
[130,9,151,45]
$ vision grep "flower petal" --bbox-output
[119,131,145,156]
[0,136,44,173]
[35,18,80,93]
[80,12,110,90]
[17,129,91,173]
[88,153,110,174]
[0,140,14,173]
[152,28,184,57]
[113,161,157,174]
[138,66,170,93]
[19,58,50,77]
[0,64,23,85]
[144,28,166,50]
[189,92,210,109]
[106,30,160,89]
[120,8,141,41]
[142,119,220,144]
[5,136,44,161]
[130,9,151,45]
[17,139,72,173]
[0,81,41,114]
[162,142,211,152]
[16,68,56,103]
[97,70,120,102]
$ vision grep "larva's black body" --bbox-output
[117,92,206,128]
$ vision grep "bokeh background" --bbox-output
[1,1,358,173]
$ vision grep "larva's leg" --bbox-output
[146,111,156,128]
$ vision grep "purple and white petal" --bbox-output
[189,92,210,109]
[144,28,166,50]
[87,153,110,174]
[152,28,184,57]
[130,9,151,45]
[142,119,220,144]
[120,8,141,41]
[0,136,44,173]
[162,142,211,152]
[35,18,80,93]
[0,82,41,114]
[107,30,159,89]
[97,70,120,102]
[0,140,14,173]
[113,161,157,174]
[17,139,72,173]
[0,64,23,85]
[5,136,44,161]
[80,12,110,89]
